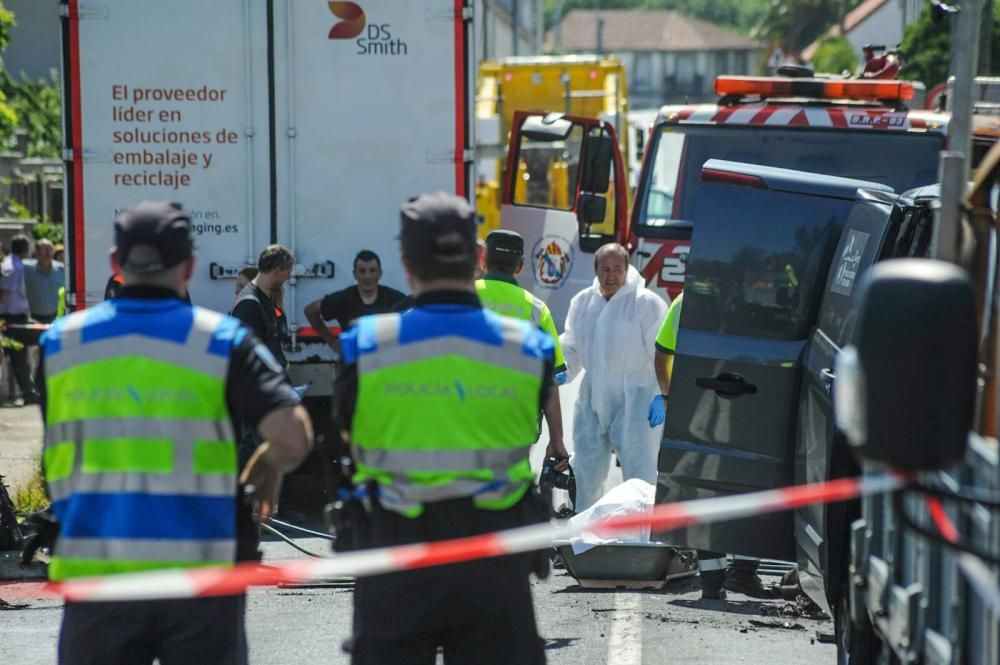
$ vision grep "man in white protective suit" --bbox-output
[560,243,668,511]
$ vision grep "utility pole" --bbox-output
[933,0,982,263]
[512,0,519,56]
[592,0,605,54]
[980,0,994,74]
[554,0,563,50]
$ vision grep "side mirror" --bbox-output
[580,133,612,194]
[577,193,607,253]
[577,192,606,227]
[834,259,976,470]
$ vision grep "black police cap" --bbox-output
[485,229,524,256]
[114,201,194,273]
[400,192,477,264]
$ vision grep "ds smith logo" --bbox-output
[328,1,409,56]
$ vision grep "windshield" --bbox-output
[637,125,943,228]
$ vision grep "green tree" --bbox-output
[0,3,19,146]
[811,35,858,74]
[751,0,862,56]
[900,4,1000,88]
[6,71,62,158]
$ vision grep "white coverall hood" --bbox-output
[559,264,669,510]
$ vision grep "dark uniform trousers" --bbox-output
[350,495,547,665]
[59,595,247,665]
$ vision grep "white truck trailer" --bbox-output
[60,0,475,395]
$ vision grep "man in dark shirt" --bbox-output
[303,250,406,353]
[231,245,294,369]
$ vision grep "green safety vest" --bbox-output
[41,300,239,580]
[348,310,549,517]
[475,277,566,370]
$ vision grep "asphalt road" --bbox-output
[0,377,836,664]
[0,536,835,665]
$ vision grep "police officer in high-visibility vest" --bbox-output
[39,201,314,665]
[475,229,569,465]
[335,193,553,665]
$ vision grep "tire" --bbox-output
[834,587,881,665]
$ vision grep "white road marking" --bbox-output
[607,593,643,665]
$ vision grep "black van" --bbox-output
[656,160,949,662]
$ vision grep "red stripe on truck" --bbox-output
[68,1,87,309]
[453,0,465,197]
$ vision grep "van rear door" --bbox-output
[657,160,892,561]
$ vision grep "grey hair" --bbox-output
[594,243,629,271]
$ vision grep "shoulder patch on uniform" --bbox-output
[340,327,360,365]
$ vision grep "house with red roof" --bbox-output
[547,9,761,107]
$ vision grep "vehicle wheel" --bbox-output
[835,588,881,665]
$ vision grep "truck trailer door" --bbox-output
[499,111,628,330]
[657,160,891,561]
[62,0,271,310]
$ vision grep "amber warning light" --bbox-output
[715,76,914,101]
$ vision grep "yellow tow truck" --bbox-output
[474,54,630,235]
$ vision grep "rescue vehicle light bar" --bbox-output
[716,76,915,102]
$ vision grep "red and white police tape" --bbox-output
[925,496,1000,616]
[4,472,909,603]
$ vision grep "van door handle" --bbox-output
[820,368,836,396]
[695,373,758,397]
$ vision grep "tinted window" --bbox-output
[637,126,942,228]
[817,201,893,345]
[684,184,849,340]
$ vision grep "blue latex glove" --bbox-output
[648,395,666,427]
[555,370,568,386]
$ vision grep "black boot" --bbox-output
[700,570,727,600]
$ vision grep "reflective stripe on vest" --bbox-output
[351,310,547,517]
[41,301,238,580]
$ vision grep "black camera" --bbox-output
[539,456,575,517]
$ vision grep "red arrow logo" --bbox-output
[328,1,366,40]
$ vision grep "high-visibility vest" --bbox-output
[475,277,566,370]
[56,286,66,318]
[41,298,241,580]
[345,306,552,517]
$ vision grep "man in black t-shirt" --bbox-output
[303,249,406,353]
[232,244,294,370]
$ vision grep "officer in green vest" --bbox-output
[39,201,314,665]
[476,229,569,466]
[55,285,66,318]
[335,192,553,665]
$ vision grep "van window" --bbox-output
[684,185,850,341]
[818,200,893,345]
